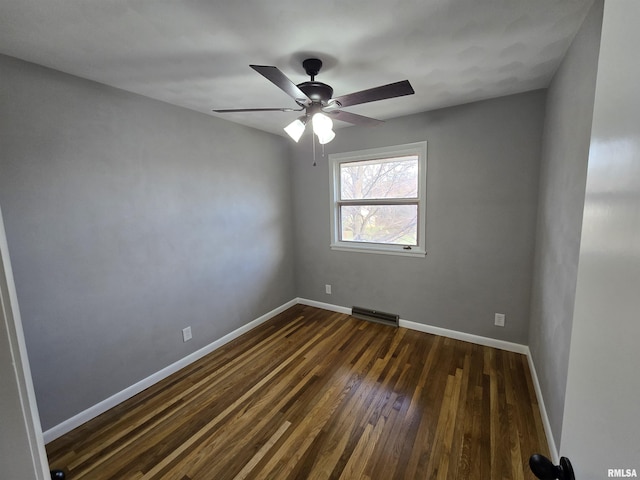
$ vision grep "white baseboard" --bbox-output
[525,348,559,463]
[43,298,297,443]
[297,298,527,354]
[398,318,529,354]
[296,297,352,315]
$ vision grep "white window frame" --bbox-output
[329,141,427,257]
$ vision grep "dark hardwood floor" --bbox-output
[46,304,549,479]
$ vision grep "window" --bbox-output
[329,141,427,257]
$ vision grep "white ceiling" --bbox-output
[0,0,594,136]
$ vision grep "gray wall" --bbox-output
[0,54,295,430]
[528,0,603,451]
[561,0,640,474]
[291,91,545,344]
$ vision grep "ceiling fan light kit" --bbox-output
[213,58,415,148]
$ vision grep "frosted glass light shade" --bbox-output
[316,129,335,145]
[312,113,335,144]
[312,113,333,135]
[284,118,306,142]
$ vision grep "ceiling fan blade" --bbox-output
[332,80,414,108]
[212,107,300,113]
[250,65,311,105]
[327,110,384,126]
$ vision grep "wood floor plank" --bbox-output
[46,305,550,479]
[232,420,292,480]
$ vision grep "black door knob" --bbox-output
[529,454,575,480]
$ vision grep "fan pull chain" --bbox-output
[312,133,317,166]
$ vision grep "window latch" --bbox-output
[403,246,412,250]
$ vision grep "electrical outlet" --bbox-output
[494,313,505,327]
[325,284,332,295]
[182,326,192,342]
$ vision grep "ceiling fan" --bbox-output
[213,58,415,144]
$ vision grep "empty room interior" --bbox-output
[1,0,639,479]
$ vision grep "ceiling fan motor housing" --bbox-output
[297,81,334,105]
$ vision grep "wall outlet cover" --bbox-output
[182,326,192,342]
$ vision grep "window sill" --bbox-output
[330,244,427,258]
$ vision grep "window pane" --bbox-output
[340,204,417,245]
[340,156,418,200]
